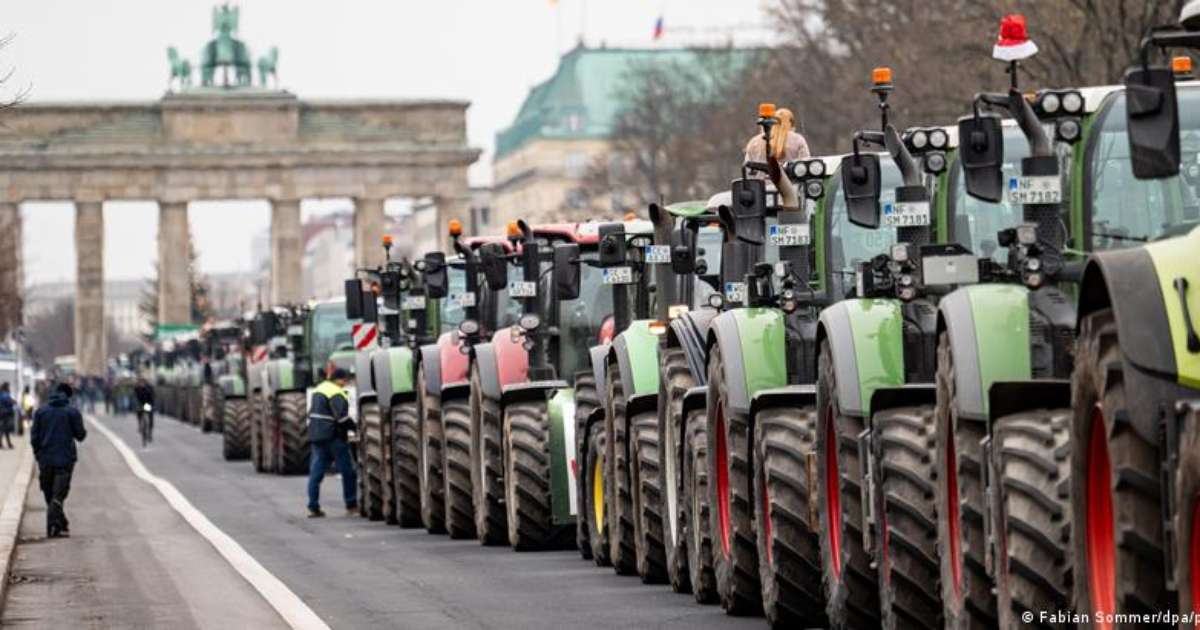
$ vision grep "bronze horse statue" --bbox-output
[258,46,279,88]
[200,4,251,87]
[167,47,192,90]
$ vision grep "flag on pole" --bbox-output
[653,15,664,40]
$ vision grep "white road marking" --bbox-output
[0,442,34,603]
[87,415,330,630]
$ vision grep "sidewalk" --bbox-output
[0,431,35,608]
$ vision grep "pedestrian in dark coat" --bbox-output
[0,383,15,448]
[305,368,356,517]
[31,383,87,537]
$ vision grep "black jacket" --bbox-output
[31,393,87,467]
[134,383,155,406]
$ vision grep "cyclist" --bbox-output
[133,378,155,447]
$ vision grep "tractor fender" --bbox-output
[354,350,375,397]
[547,388,579,524]
[501,380,570,407]
[667,308,717,386]
[1077,239,1191,386]
[937,284,1032,421]
[816,299,907,418]
[441,382,470,401]
[420,342,441,398]
[611,321,661,400]
[216,374,246,398]
[588,343,611,401]
[372,346,415,407]
[492,327,531,390]
[749,384,816,419]
[473,342,502,402]
[987,380,1071,428]
[437,331,470,392]
[681,386,707,423]
[264,358,297,394]
[869,384,936,418]
[706,308,788,417]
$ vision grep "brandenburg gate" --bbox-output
[0,5,478,376]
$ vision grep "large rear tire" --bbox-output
[816,340,880,628]
[934,330,996,628]
[685,402,718,603]
[391,400,422,528]
[1069,310,1168,625]
[503,398,567,550]
[250,395,268,473]
[1172,404,1200,620]
[360,401,385,520]
[222,398,251,461]
[873,406,941,630]
[470,366,507,545]
[606,361,638,574]
[754,405,826,629]
[659,345,693,594]
[277,392,309,475]
[442,397,476,539]
[585,420,612,565]
[573,371,599,560]
[417,367,446,534]
[706,345,761,615]
[631,407,667,583]
[202,384,221,433]
[991,408,1072,629]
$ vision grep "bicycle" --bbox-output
[137,403,154,447]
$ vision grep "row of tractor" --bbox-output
[154,11,1200,629]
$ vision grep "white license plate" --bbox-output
[882,201,930,227]
[1006,176,1062,205]
[768,223,811,246]
[401,295,426,310]
[508,281,537,297]
[603,266,634,284]
[724,282,746,304]
[644,245,671,264]
[448,292,476,307]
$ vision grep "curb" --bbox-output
[0,444,35,609]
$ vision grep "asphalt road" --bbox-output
[5,411,763,630]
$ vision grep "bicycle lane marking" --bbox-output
[86,415,331,630]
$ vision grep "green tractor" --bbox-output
[201,320,253,457]
[467,221,610,549]
[248,301,358,475]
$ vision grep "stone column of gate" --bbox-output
[269,199,303,304]
[353,197,386,270]
[157,201,192,327]
[74,201,106,377]
[0,203,22,339]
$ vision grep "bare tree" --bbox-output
[139,234,213,341]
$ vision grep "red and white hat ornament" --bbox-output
[993,14,1038,62]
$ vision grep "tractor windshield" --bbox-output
[826,159,902,298]
[557,250,613,379]
[440,265,468,332]
[948,126,1031,264]
[1085,85,1200,249]
[309,302,355,372]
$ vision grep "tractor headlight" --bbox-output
[899,274,914,287]
[789,161,808,178]
[707,293,724,309]
[808,159,825,177]
[458,319,480,336]
[805,180,824,199]
[929,129,949,149]
[1016,224,1038,246]
[1040,92,1061,114]
[898,286,917,301]
[1025,257,1042,272]
[1056,118,1081,143]
[890,243,911,263]
[518,314,541,332]
[925,151,947,174]
[910,130,929,150]
[1062,91,1083,114]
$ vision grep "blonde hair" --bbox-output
[769,108,795,160]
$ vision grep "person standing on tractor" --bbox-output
[743,106,810,170]
[305,368,357,518]
[0,383,15,449]
[31,383,86,538]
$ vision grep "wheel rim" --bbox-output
[593,453,605,533]
[1086,405,1116,626]
[946,416,962,597]
[665,410,679,546]
[715,401,732,558]
[1191,498,1200,617]
[824,404,842,578]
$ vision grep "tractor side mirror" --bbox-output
[1125,65,1180,179]
[841,153,882,229]
[598,223,626,267]
[422,252,448,299]
[361,291,378,322]
[479,243,508,291]
[670,245,695,274]
[957,113,1005,202]
[344,279,364,319]
[553,243,581,300]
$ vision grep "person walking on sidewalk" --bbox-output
[305,368,357,518]
[0,383,16,448]
[30,383,87,538]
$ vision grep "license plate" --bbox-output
[508,281,537,297]
[768,223,811,246]
[448,292,476,308]
[882,201,930,227]
[603,266,633,284]
[1006,176,1062,205]
[724,282,746,304]
[644,245,671,264]
[401,295,426,310]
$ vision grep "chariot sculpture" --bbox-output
[166,4,279,92]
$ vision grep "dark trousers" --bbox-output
[38,463,74,535]
[306,439,356,511]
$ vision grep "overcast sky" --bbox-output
[6,0,773,285]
